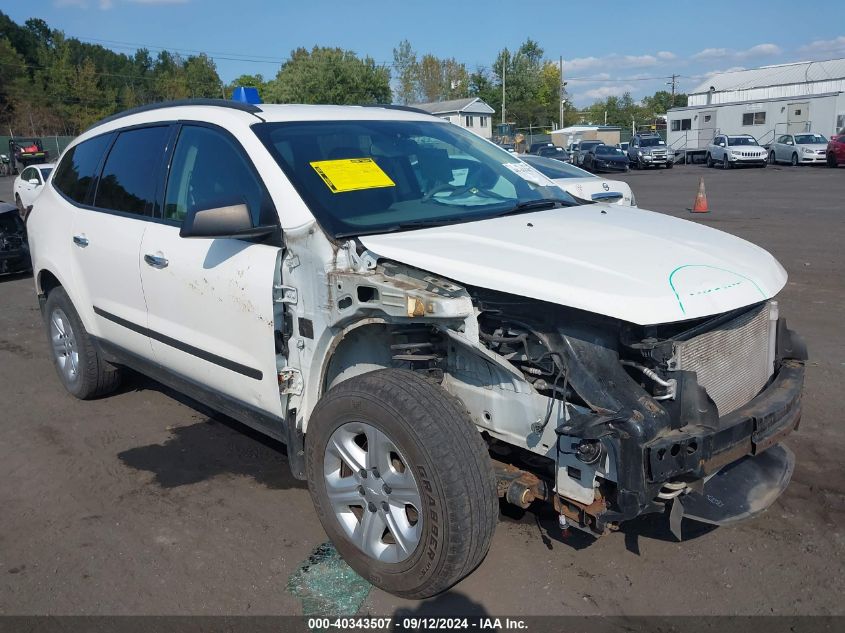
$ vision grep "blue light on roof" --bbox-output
[231,87,262,105]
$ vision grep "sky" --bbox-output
[5,0,845,107]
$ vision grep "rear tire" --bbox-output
[44,287,121,399]
[305,369,498,599]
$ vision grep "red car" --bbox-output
[827,131,845,167]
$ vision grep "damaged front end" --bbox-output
[469,289,806,538]
[0,204,31,275]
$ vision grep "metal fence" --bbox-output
[1,135,75,164]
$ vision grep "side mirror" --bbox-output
[29,179,40,185]
[718,142,726,147]
[179,203,277,240]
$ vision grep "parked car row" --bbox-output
[705,130,845,169]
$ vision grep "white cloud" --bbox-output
[799,36,845,57]
[564,52,667,73]
[578,84,637,100]
[692,43,782,61]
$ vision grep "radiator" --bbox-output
[673,302,778,415]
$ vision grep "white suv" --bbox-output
[28,99,806,598]
[707,134,768,168]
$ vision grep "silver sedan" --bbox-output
[768,133,828,166]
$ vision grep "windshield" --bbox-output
[794,133,826,144]
[639,137,665,147]
[521,155,593,179]
[596,146,623,156]
[728,136,759,146]
[254,120,577,237]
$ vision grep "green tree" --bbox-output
[265,46,390,105]
[227,73,267,99]
[184,54,222,98]
[392,39,418,105]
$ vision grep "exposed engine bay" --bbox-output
[0,203,31,275]
[468,287,806,537]
[303,249,806,540]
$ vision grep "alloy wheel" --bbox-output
[324,421,422,564]
[50,308,79,382]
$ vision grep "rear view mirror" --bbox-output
[179,203,277,240]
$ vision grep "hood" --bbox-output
[359,205,786,325]
[594,154,628,162]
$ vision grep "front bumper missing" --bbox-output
[677,443,794,528]
[646,360,803,483]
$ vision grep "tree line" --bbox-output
[0,11,686,137]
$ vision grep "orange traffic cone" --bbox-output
[692,177,709,213]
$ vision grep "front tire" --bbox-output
[769,151,776,165]
[305,369,498,599]
[706,153,713,168]
[791,153,799,166]
[827,153,837,168]
[722,155,731,169]
[44,287,121,399]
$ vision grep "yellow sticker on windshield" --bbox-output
[310,158,395,193]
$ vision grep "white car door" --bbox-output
[17,167,38,208]
[139,124,285,420]
[776,135,791,162]
[63,128,167,360]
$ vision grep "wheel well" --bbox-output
[323,323,447,394]
[38,270,61,296]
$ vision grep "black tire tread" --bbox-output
[310,369,498,599]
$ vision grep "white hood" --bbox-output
[359,205,787,325]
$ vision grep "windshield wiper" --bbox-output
[490,199,570,218]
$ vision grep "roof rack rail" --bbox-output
[84,98,263,133]
[359,104,431,116]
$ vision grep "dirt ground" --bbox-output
[1,163,844,617]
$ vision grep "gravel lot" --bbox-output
[1,163,844,617]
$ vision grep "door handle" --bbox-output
[144,253,169,269]
[72,235,89,247]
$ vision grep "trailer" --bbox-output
[667,60,845,163]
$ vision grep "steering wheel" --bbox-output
[422,162,508,202]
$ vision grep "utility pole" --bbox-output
[559,56,564,130]
[666,74,679,106]
[501,51,507,126]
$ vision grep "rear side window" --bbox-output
[53,134,112,204]
[94,126,170,216]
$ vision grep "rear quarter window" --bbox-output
[53,134,113,204]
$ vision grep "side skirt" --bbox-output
[93,336,304,459]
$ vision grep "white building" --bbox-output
[667,59,845,152]
[411,97,495,139]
